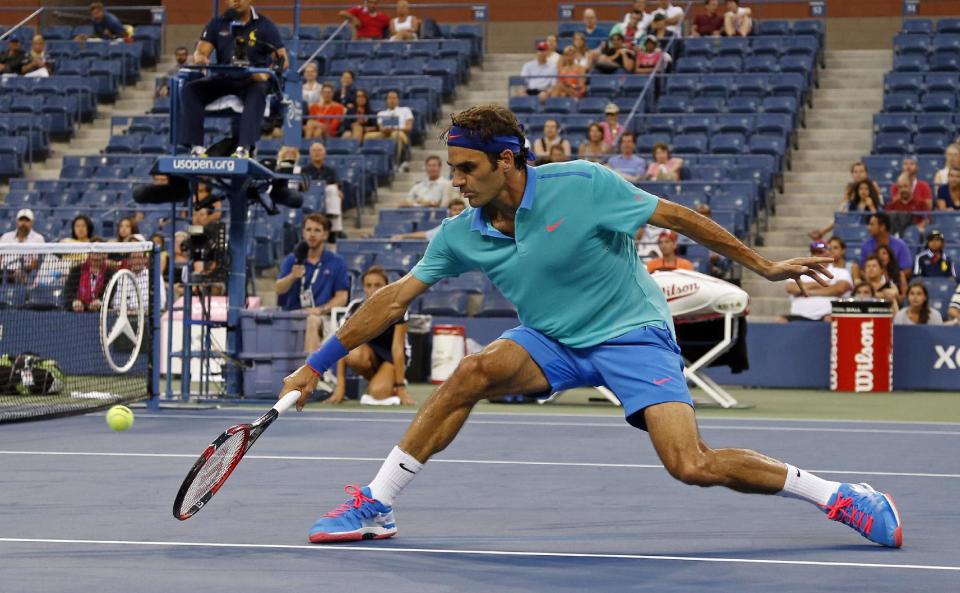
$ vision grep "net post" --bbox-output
[149,242,162,411]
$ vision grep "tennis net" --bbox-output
[0,241,158,423]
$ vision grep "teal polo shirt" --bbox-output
[411,160,674,348]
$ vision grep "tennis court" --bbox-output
[1,387,958,593]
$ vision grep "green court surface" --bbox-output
[297,384,960,424]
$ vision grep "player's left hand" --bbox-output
[762,256,833,297]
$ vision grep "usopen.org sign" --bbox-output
[170,158,237,173]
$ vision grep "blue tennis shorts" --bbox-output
[501,323,693,430]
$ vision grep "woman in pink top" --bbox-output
[644,142,683,180]
[599,103,624,146]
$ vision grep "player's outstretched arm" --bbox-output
[280,273,430,410]
[647,199,834,292]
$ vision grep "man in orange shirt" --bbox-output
[646,230,694,272]
[307,83,347,139]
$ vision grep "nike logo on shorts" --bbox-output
[652,377,672,386]
[546,219,564,232]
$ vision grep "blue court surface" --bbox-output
[1,407,958,592]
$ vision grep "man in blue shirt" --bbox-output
[276,214,349,352]
[280,105,903,549]
[859,212,913,272]
[88,2,127,40]
[178,0,288,159]
[606,131,647,184]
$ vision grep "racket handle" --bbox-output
[274,390,302,414]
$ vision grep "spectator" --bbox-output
[113,238,166,312]
[620,1,647,27]
[340,0,390,40]
[520,41,558,101]
[695,204,731,278]
[651,0,685,36]
[894,281,943,325]
[548,145,568,163]
[859,213,912,271]
[948,283,960,324]
[335,70,357,110]
[810,161,884,239]
[366,89,414,165]
[875,244,907,298]
[544,35,562,67]
[548,46,585,98]
[82,2,129,42]
[532,119,572,163]
[913,229,957,280]
[569,32,594,70]
[578,123,612,162]
[889,156,933,212]
[610,10,645,48]
[644,142,683,180]
[392,198,467,241]
[64,215,95,244]
[115,217,139,243]
[599,103,625,145]
[848,179,882,215]
[634,34,672,74]
[861,255,900,311]
[581,8,609,45]
[781,241,853,322]
[0,209,45,283]
[0,37,26,75]
[852,282,876,300]
[275,214,349,352]
[21,34,50,78]
[389,0,420,41]
[647,230,694,272]
[301,62,322,106]
[606,132,647,183]
[724,0,753,37]
[936,166,960,210]
[828,236,858,281]
[402,155,456,208]
[64,242,112,313]
[344,88,377,140]
[693,0,725,37]
[593,32,635,74]
[933,143,960,192]
[648,13,677,47]
[301,142,344,236]
[156,46,190,97]
[307,83,347,140]
[886,173,932,230]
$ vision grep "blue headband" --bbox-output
[447,125,527,156]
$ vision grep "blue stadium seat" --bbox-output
[930,53,960,72]
[508,96,539,114]
[445,271,487,294]
[621,75,650,96]
[585,75,620,98]
[682,38,714,57]
[939,19,960,34]
[658,95,689,113]
[392,57,426,75]
[691,97,724,114]
[710,133,746,154]
[785,36,820,57]
[914,133,950,155]
[564,115,592,138]
[874,133,911,154]
[665,75,699,97]
[757,20,792,36]
[755,114,792,137]
[716,37,748,57]
[105,135,139,154]
[885,72,924,93]
[882,92,919,112]
[715,115,753,135]
[744,55,778,73]
[902,20,933,35]
[324,138,359,155]
[672,134,708,155]
[779,54,814,74]
[893,55,928,72]
[699,76,734,98]
[726,96,760,113]
[925,73,960,93]
[932,34,960,53]
[419,290,469,316]
[749,136,786,158]
[710,56,742,73]
[733,74,767,97]
[375,250,418,273]
[894,34,932,56]
[139,135,169,154]
[543,97,575,114]
[750,37,782,57]
[576,97,607,114]
[676,57,709,74]
[761,96,797,114]
[916,113,954,134]
[476,292,517,317]
[793,20,824,38]
[769,73,806,100]
[642,116,680,135]
[635,134,672,155]
[874,113,914,134]
[679,115,711,135]
[921,92,957,112]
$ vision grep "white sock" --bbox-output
[367,446,423,506]
[777,463,841,507]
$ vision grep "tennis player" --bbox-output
[280,105,902,548]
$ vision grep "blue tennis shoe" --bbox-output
[823,483,902,548]
[309,485,397,543]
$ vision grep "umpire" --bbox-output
[179,0,288,159]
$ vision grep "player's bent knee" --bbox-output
[665,453,717,487]
[445,354,493,401]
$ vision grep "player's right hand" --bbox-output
[280,365,321,412]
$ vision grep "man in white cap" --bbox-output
[0,209,46,283]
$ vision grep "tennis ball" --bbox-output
[106,405,134,432]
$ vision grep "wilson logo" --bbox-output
[661,281,699,302]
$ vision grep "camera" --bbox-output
[183,222,228,282]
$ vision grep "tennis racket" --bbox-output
[173,390,301,520]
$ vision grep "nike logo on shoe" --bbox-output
[653,377,672,386]
[399,463,416,474]
[546,219,564,232]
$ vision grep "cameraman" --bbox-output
[275,214,349,352]
[179,0,288,159]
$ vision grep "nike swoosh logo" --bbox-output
[399,463,416,474]
[448,133,462,139]
[652,377,672,386]
[546,219,564,232]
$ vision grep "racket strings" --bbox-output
[180,430,247,512]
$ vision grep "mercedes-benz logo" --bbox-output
[100,269,146,373]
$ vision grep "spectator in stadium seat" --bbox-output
[63,239,112,313]
[692,0,725,37]
[648,13,677,47]
[645,142,683,181]
[620,1,647,27]
[933,143,960,192]
[852,282,876,300]
[365,90,414,165]
[592,32,635,74]
[634,34,672,74]
[156,46,190,97]
[646,230,693,272]
[532,119,572,163]
[520,41,558,101]
[610,10,645,48]
[569,32,594,70]
[391,198,467,241]
[886,173,932,230]
[651,0,685,36]
[599,103,625,146]
[344,88,377,141]
[0,37,26,75]
[548,46,585,98]
[327,266,412,406]
[340,0,390,40]
[302,142,338,187]
[301,142,344,237]
[889,156,933,211]
[606,132,647,184]
[894,281,943,325]
[861,255,900,311]
[113,237,166,312]
[724,0,753,37]
[948,283,960,324]
[780,241,852,322]
[578,123,612,162]
[860,213,912,271]
[0,209,45,284]
[544,35,562,67]
[548,145,568,163]
[300,63,323,137]
[828,236,858,282]
[810,162,884,240]
[875,244,907,298]
[389,0,420,41]
[936,166,960,210]
[115,217,139,243]
[275,213,350,352]
[64,215,95,244]
[402,155,456,208]
[335,70,357,110]
[913,229,957,280]
[21,35,50,77]
[582,8,609,45]
[307,83,347,140]
[73,2,128,42]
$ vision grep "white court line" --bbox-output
[0,537,955,572]
[127,413,960,436]
[1,450,957,479]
